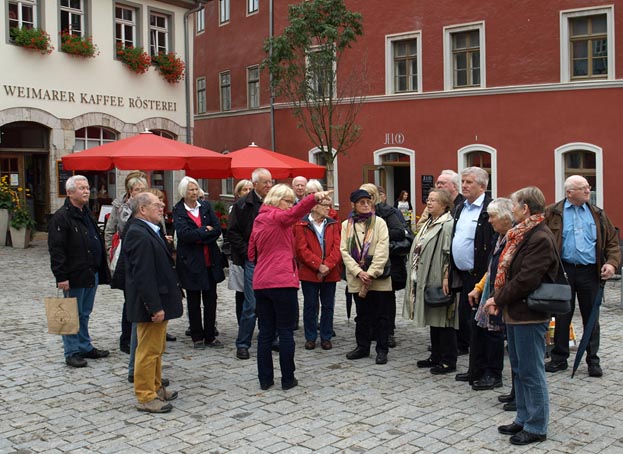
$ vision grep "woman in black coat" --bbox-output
[173,177,225,349]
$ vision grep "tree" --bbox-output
[263,0,364,192]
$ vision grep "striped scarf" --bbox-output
[345,212,375,266]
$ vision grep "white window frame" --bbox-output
[220,71,231,111]
[196,77,206,114]
[373,147,416,211]
[59,0,85,36]
[74,126,118,151]
[385,31,422,95]
[8,0,38,32]
[115,4,137,48]
[247,65,260,109]
[309,147,339,209]
[306,46,336,99]
[443,22,486,91]
[219,0,230,25]
[149,11,169,57]
[560,6,614,83]
[555,142,603,207]
[457,144,497,198]
[247,0,258,15]
[195,8,204,34]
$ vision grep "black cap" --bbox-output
[350,189,372,203]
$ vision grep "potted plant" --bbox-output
[213,201,228,230]
[152,51,185,83]
[9,27,54,55]
[60,31,99,58]
[9,204,35,249]
[116,43,151,75]
[0,176,16,247]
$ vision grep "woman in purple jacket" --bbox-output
[248,184,332,391]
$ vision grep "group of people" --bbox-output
[48,166,620,440]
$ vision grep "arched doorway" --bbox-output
[0,122,50,229]
[370,147,415,210]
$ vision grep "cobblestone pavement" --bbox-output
[2,238,623,453]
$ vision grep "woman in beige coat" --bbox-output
[341,189,392,365]
[403,189,458,374]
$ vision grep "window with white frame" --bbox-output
[247,66,260,109]
[196,77,206,114]
[560,7,613,82]
[564,149,597,204]
[309,148,338,206]
[386,32,421,94]
[8,0,37,34]
[60,0,84,36]
[458,144,497,198]
[444,22,485,90]
[220,71,231,111]
[149,12,170,57]
[74,126,117,151]
[196,8,204,33]
[151,129,175,139]
[555,143,603,206]
[115,4,137,48]
[307,47,335,99]
[219,0,230,24]
[248,0,258,14]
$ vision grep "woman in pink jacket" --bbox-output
[248,184,332,391]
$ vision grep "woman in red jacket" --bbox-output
[248,184,332,391]
[294,198,342,351]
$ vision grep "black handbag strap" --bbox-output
[424,222,444,282]
[521,222,570,286]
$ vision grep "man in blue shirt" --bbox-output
[544,175,620,377]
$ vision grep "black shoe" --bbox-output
[503,401,517,412]
[128,375,170,387]
[498,392,515,403]
[271,342,280,352]
[375,351,388,365]
[236,347,250,360]
[416,357,438,369]
[455,372,470,382]
[166,333,177,342]
[588,364,603,377]
[472,375,503,391]
[81,348,110,359]
[346,347,370,360]
[510,430,546,445]
[457,348,469,356]
[498,422,523,435]
[430,363,456,375]
[260,380,274,391]
[282,378,298,390]
[120,343,130,354]
[545,360,568,373]
[66,354,87,368]
[388,336,397,348]
[427,344,432,352]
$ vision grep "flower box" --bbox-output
[61,31,99,58]
[116,43,151,75]
[10,27,53,55]
[152,51,185,83]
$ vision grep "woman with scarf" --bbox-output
[341,189,392,365]
[484,186,558,446]
[403,189,457,374]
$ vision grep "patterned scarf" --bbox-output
[345,211,375,265]
[494,213,544,291]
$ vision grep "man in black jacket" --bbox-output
[124,192,183,413]
[48,175,111,368]
[227,168,273,360]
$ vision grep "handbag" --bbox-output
[422,228,453,308]
[389,228,415,256]
[363,255,391,279]
[525,243,572,314]
[44,294,79,335]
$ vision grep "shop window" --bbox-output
[150,129,175,140]
[196,77,206,114]
[149,11,170,57]
[247,66,260,109]
[60,0,85,36]
[8,0,37,34]
[74,126,117,151]
[444,22,485,90]
[115,3,138,48]
[386,32,421,94]
[220,71,231,111]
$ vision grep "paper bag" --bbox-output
[45,296,79,335]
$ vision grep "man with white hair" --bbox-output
[544,175,620,377]
[48,175,111,368]
[292,176,308,204]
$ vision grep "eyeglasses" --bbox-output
[426,198,440,203]
[570,185,591,192]
[149,202,166,209]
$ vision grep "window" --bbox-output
[8,0,37,33]
[149,12,169,57]
[196,8,204,33]
[151,130,175,140]
[115,4,137,48]
[247,0,258,14]
[386,32,421,94]
[196,77,206,114]
[444,22,485,90]
[74,127,117,151]
[219,0,229,24]
[60,0,84,36]
[222,177,234,196]
[555,143,603,206]
[309,147,339,207]
[458,144,497,198]
[307,47,335,99]
[564,150,597,204]
[247,66,260,109]
[220,71,231,111]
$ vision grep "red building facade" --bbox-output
[193,0,623,226]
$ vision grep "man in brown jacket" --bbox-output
[544,175,621,377]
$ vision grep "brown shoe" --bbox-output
[320,340,332,350]
[136,398,172,413]
[304,340,316,350]
[157,386,178,401]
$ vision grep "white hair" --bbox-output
[178,176,200,198]
[66,175,88,193]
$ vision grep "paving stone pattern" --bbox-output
[1,238,623,453]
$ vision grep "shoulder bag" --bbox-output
[423,227,453,308]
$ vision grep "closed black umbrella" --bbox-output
[571,281,605,378]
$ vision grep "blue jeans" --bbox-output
[507,322,549,435]
[62,273,98,357]
[301,281,336,342]
[128,322,138,377]
[255,287,298,387]
[236,260,257,349]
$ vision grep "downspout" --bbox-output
[184,1,209,144]
[269,0,275,150]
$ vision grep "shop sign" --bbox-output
[384,132,405,145]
